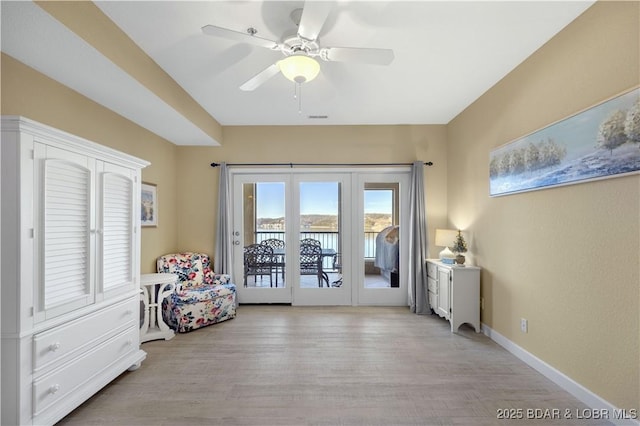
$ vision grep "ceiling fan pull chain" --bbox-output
[294,82,302,114]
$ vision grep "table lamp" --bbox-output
[435,229,457,262]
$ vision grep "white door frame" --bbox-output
[355,170,411,306]
[232,172,292,304]
[291,173,352,306]
[230,167,410,306]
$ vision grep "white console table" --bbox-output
[426,260,481,333]
[140,273,178,343]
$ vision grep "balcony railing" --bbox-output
[254,231,379,262]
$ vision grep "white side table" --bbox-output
[140,273,178,343]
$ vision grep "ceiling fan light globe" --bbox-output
[278,55,320,84]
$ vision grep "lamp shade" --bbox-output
[435,229,457,261]
[278,54,320,84]
[435,229,457,248]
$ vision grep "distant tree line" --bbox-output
[597,97,640,154]
[490,138,567,178]
[258,213,391,232]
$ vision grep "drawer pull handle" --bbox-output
[126,339,133,346]
[49,342,61,352]
[125,310,133,316]
[49,384,60,394]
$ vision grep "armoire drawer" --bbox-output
[32,325,139,416]
[33,298,137,372]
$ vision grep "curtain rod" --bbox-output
[210,161,433,168]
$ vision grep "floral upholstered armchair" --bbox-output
[157,252,236,333]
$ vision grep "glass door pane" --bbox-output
[294,175,351,305]
[233,174,291,304]
[357,172,410,306]
[299,181,339,289]
[364,187,395,288]
[247,182,286,288]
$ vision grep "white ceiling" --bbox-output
[1,1,595,146]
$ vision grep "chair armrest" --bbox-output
[213,274,232,284]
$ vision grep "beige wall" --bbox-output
[2,0,637,413]
[447,1,639,411]
[1,53,179,272]
[1,51,448,268]
[175,125,448,255]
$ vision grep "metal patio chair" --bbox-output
[244,243,275,287]
[261,238,286,286]
[299,242,329,287]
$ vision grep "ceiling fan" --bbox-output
[201,1,395,91]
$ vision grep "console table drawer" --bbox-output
[426,261,437,278]
[427,276,437,293]
[33,298,137,372]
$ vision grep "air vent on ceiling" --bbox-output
[308,115,328,119]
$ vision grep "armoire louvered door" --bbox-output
[35,144,96,322]
[34,147,139,318]
[99,162,136,300]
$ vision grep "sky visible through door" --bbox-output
[256,182,393,258]
[256,182,392,225]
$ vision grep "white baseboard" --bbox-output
[481,323,639,426]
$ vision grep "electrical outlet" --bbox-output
[520,318,528,333]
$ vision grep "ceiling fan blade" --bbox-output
[321,47,395,65]
[239,63,281,91]
[297,1,333,41]
[202,24,279,50]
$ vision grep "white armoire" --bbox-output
[1,116,149,425]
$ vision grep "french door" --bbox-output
[232,171,351,305]
[233,173,291,303]
[355,172,410,306]
[231,168,410,306]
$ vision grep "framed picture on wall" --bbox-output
[489,86,640,196]
[141,182,158,227]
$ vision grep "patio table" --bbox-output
[271,247,336,287]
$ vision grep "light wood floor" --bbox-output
[59,306,610,426]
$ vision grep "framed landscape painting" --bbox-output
[141,182,157,227]
[490,87,640,196]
